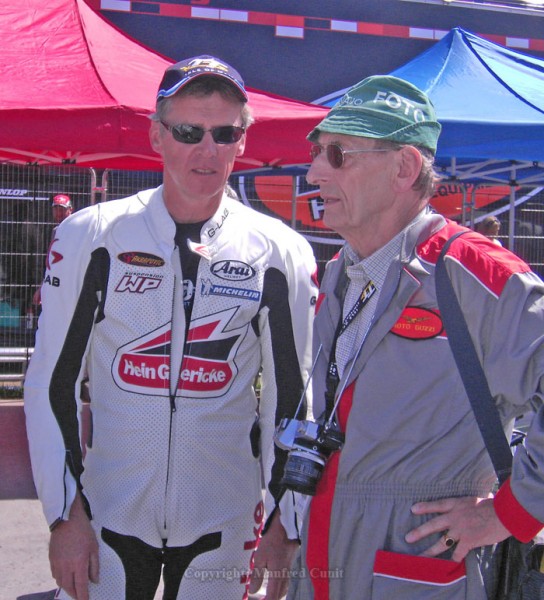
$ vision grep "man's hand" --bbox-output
[49,493,99,599]
[249,510,299,600]
[405,496,511,561]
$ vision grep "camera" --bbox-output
[274,416,345,495]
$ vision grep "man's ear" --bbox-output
[149,121,163,155]
[394,145,423,191]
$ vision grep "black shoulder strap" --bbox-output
[435,231,512,485]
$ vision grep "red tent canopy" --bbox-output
[0,0,328,172]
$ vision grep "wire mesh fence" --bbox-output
[1,165,91,346]
[1,163,543,383]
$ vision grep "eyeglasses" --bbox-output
[160,121,245,145]
[310,143,391,169]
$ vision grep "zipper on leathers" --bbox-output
[169,246,186,411]
[163,246,186,529]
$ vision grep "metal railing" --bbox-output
[0,347,33,384]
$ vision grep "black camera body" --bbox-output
[274,417,345,496]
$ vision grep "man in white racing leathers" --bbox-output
[24,55,318,600]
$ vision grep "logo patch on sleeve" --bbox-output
[118,252,165,268]
[391,307,443,340]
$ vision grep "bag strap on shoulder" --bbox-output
[435,230,512,485]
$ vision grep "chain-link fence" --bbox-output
[449,183,544,276]
[1,163,543,382]
[0,165,163,383]
[1,165,91,347]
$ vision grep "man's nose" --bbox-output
[306,159,327,186]
[198,131,220,155]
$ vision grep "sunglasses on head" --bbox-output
[160,121,245,145]
[310,143,391,169]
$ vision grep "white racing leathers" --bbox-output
[288,213,544,600]
[24,187,317,600]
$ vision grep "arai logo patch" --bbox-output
[211,260,255,281]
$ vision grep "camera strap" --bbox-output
[325,280,377,414]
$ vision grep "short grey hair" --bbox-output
[374,139,438,199]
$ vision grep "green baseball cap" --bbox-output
[308,75,442,154]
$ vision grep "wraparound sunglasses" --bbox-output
[160,121,245,145]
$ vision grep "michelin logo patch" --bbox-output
[201,279,261,302]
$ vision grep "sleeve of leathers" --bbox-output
[259,228,318,540]
[24,206,100,528]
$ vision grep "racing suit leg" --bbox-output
[162,532,222,599]
[53,524,163,600]
[164,513,261,600]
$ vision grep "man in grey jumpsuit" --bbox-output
[286,75,544,599]
[24,56,317,600]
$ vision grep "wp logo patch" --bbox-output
[116,275,162,294]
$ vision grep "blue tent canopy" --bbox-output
[316,28,544,185]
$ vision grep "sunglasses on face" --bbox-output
[160,121,245,145]
[310,143,391,169]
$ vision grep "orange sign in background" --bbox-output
[430,182,514,218]
[253,175,327,229]
[249,175,513,230]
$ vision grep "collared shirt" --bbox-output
[335,211,425,378]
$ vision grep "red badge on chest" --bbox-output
[391,307,444,340]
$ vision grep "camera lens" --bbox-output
[281,449,326,496]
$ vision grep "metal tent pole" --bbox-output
[509,166,516,252]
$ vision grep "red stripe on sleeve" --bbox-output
[494,478,544,543]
